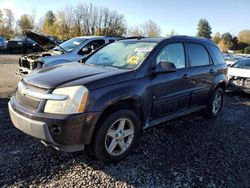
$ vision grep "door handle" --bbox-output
[183,74,189,79]
[209,69,214,73]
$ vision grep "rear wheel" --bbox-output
[206,88,224,118]
[92,109,140,163]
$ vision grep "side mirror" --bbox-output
[81,47,92,55]
[154,61,177,74]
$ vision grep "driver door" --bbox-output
[151,43,192,118]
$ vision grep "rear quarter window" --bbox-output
[187,43,210,67]
[210,45,225,65]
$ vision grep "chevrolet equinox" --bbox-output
[8,36,227,163]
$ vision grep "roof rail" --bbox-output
[170,35,188,38]
[105,35,123,38]
[119,36,145,40]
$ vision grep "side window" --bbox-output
[85,40,105,51]
[210,45,225,65]
[109,39,115,43]
[156,43,185,69]
[187,43,210,67]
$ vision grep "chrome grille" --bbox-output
[15,82,48,110]
[16,90,40,110]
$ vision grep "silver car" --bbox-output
[19,30,120,74]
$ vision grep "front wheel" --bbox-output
[206,88,224,118]
[92,109,141,163]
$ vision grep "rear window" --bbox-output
[187,43,210,67]
[210,45,225,65]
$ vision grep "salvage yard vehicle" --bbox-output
[19,30,62,73]
[228,58,250,94]
[19,30,120,74]
[7,36,40,53]
[8,36,227,163]
[224,55,242,66]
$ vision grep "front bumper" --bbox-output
[9,102,55,143]
[228,77,250,94]
[8,99,99,152]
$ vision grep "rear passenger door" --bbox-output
[186,43,215,106]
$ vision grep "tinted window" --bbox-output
[210,45,225,65]
[85,40,105,51]
[188,43,210,67]
[231,59,250,69]
[60,37,87,52]
[109,39,115,43]
[156,43,185,69]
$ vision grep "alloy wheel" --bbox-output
[105,118,135,156]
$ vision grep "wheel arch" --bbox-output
[90,97,145,144]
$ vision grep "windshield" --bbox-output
[85,41,157,69]
[232,59,250,69]
[59,38,86,52]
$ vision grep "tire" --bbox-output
[206,87,224,118]
[92,109,141,164]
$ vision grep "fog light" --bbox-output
[50,124,61,135]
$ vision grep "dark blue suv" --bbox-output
[9,36,227,163]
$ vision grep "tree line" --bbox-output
[197,19,250,54]
[0,5,249,54]
[0,4,161,40]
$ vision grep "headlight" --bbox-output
[227,75,232,80]
[44,86,88,114]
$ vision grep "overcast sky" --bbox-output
[0,0,249,36]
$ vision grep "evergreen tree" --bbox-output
[196,19,212,39]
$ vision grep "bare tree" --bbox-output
[56,11,70,39]
[29,8,36,29]
[71,4,126,37]
[128,26,144,36]
[18,14,33,34]
[141,20,161,37]
[0,9,15,38]
[128,20,161,37]
[36,4,127,39]
[41,10,57,36]
[166,29,178,37]
[0,9,4,35]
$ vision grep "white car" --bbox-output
[225,56,242,66]
[228,58,250,94]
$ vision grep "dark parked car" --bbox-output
[8,36,227,163]
[7,36,40,53]
[18,30,62,73]
[19,30,120,73]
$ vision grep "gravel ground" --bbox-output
[0,55,250,187]
[0,92,250,187]
[0,54,21,98]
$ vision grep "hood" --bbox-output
[42,53,80,67]
[228,67,250,78]
[25,30,57,50]
[24,63,128,89]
